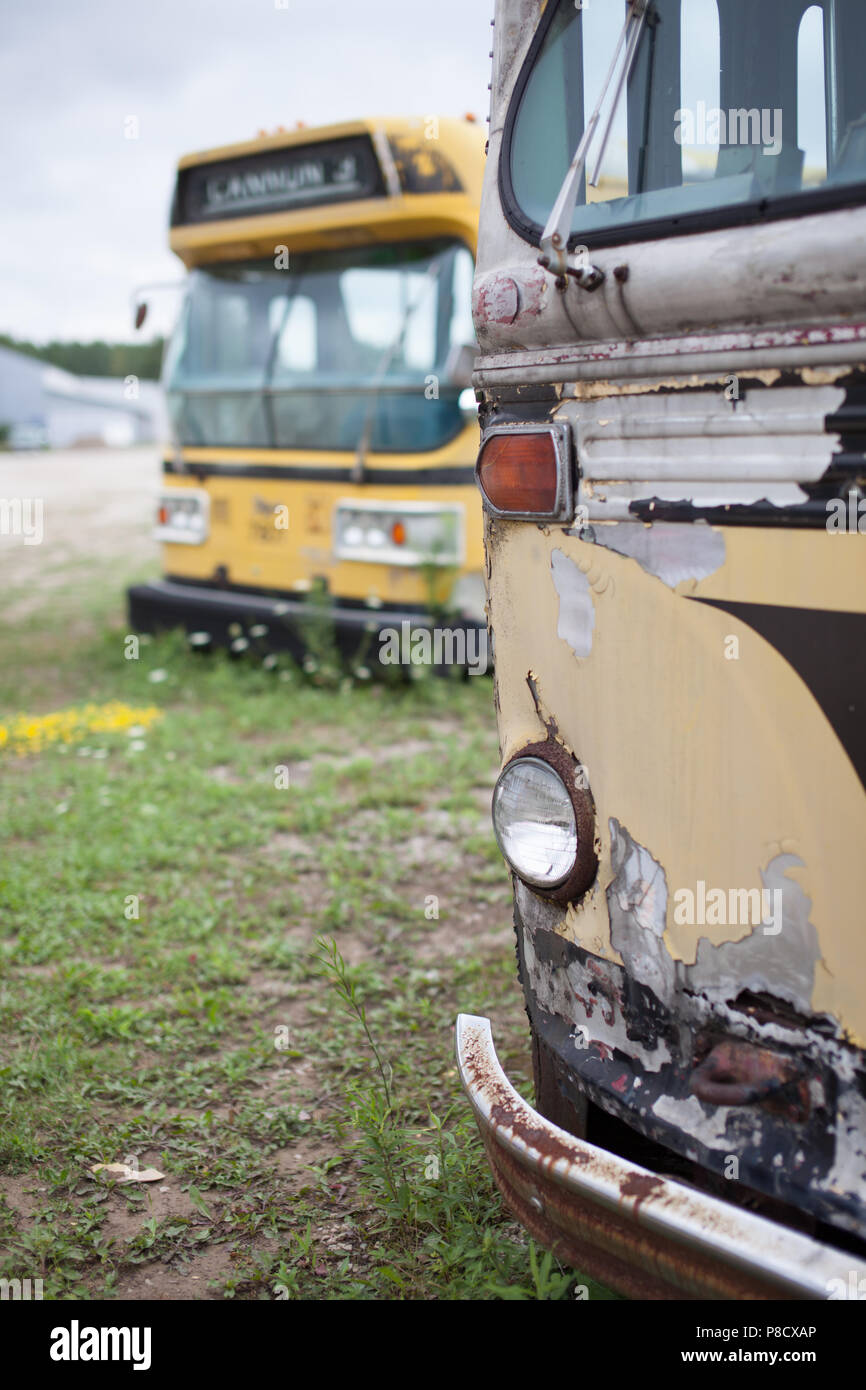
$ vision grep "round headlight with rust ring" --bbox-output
[492,739,597,903]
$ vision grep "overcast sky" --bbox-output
[1,0,494,344]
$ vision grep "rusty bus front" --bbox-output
[458,0,866,1299]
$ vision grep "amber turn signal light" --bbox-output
[476,426,571,520]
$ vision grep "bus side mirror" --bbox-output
[444,341,477,389]
[134,301,148,331]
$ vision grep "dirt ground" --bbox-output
[2,445,161,617]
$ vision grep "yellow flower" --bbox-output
[0,702,163,756]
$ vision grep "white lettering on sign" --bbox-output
[203,155,361,214]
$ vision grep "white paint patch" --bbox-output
[651,1093,735,1151]
[551,548,595,657]
[689,853,819,1016]
[515,877,564,935]
[583,521,726,587]
[607,819,675,1007]
[820,1089,866,1200]
[517,882,671,1073]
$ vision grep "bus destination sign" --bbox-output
[173,135,385,225]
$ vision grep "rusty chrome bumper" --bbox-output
[456,1013,866,1300]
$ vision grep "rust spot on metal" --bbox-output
[526,671,560,740]
[691,1038,805,1113]
[461,1034,588,1171]
[474,274,519,326]
[480,1129,807,1301]
[618,1171,666,1216]
[473,267,547,327]
[456,1015,852,1299]
[489,1102,588,1171]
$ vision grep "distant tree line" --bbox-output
[0,333,166,380]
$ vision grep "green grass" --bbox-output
[0,557,613,1301]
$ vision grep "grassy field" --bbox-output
[0,484,611,1301]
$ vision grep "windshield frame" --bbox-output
[499,0,866,253]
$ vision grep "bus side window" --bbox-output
[678,0,719,190]
[798,6,827,186]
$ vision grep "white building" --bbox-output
[0,345,167,449]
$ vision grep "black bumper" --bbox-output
[127,578,485,669]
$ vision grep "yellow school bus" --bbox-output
[128,117,486,670]
[458,0,866,1299]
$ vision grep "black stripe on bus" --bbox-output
[627,498,835,527]
[163,459,477,486]
[690,598,866,791]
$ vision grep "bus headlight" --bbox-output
[154,488,210,545]
[492,742,597,902]
[334,501,463,567]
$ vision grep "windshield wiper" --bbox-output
[540,0,650,279]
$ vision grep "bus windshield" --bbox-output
[508,0,866,245]
[164,238,475,452]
